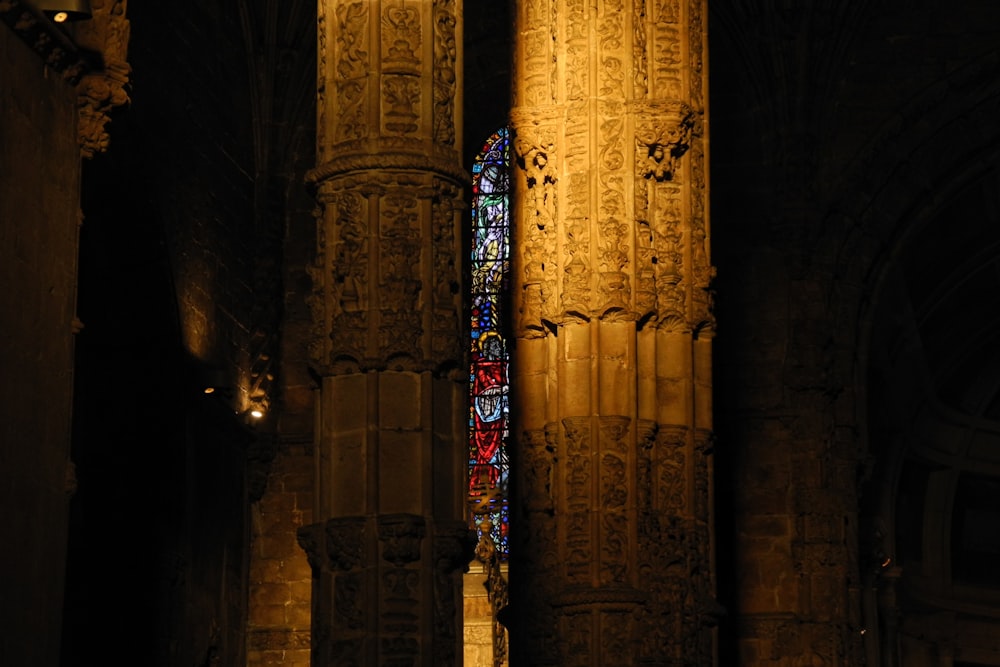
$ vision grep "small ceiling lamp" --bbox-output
[34,0,92,22]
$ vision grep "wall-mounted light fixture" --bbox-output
[246,395,269,422]
[33,0,92,22]
[197,367,232,399]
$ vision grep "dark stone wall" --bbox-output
[709,1,1000,663]
[0,20,82,667]
[61,2,267,666]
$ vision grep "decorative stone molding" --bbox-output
[0,0,131,157]
[633,102,697,183]
[325,517,366,572]
[509,107,560,335]
[432,523,478,667]
[306,151,469,190]
[0,0,93,83]
[296,523,324,573]
[72,0,130,158]
[550,586,647,608]
[248,628,312,651]
[378,513,426,566]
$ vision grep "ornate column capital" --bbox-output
[632,101,698,183]
[73,0,130,158]
[0,0,93,83]
[2,0,133,158]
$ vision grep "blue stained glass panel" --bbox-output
[469,127,511,558]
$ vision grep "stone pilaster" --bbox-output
[301,1,474,665]
[508,0,716,664]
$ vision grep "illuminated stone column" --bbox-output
[297,2,475,665]
[508,1,718,664]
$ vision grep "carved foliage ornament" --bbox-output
[334,2,369,142]
[510,117,559,333]
[0,0,131,158]
[432,0,457,146]
[74,0,130,158]
[635,105,697,183]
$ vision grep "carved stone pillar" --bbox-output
[299,2,474,665]
[507,1,716,665]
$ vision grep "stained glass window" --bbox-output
[469,127,511,559]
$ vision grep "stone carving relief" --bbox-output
[335,573,365,631]
[0,0,132,158]
[693,427,714,520]
[378,514,425,665]
[431,524,477,667]
[562,219,590,319]
[635,106,695,183]
[689,135,717,330]
[512,414,561,665]
[651,188,686,329]
[521,428,554,512]
[651,0,682,99]
[596,10,630,318]
[597,95,629,314]
[634,216,656,318]
[317,3,328,151]
[326,190,370,367]
[636,423,675,662]
[516,130,558,231]
[323,519,369,643]
[636,419,658,512]
[511,117,559,333]
[563,2,590,327]
[688,0,705,110]
[74,0,130,158]
[656,424,688,512]
[296,523,323,574]
[632,0,648,96]
[381,3,420,68]
[430,187,463,369]
[378,190,423,365]
[597,210,631,317]
[326,517,366,572]
[600,479,629,584]
[631,105,698,329]
[561,610,593,667]
[308,170,466,375]
[335,2,369,142]
[563,417,592,583]
[599,417,630,585]
[432,0,457,146]
[507,3,714,663]
[518,0,552,106]
[600,611,631,667]
[383,75,420,134]
[598,6,625,101]
[378,513,426,566]
[0,1,87,84]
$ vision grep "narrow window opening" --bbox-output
[464,126,512,667]
[469,126,512,559]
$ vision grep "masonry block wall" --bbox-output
[709,2,1000,664]
[62,1,273,665]
[0,19,82,667]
